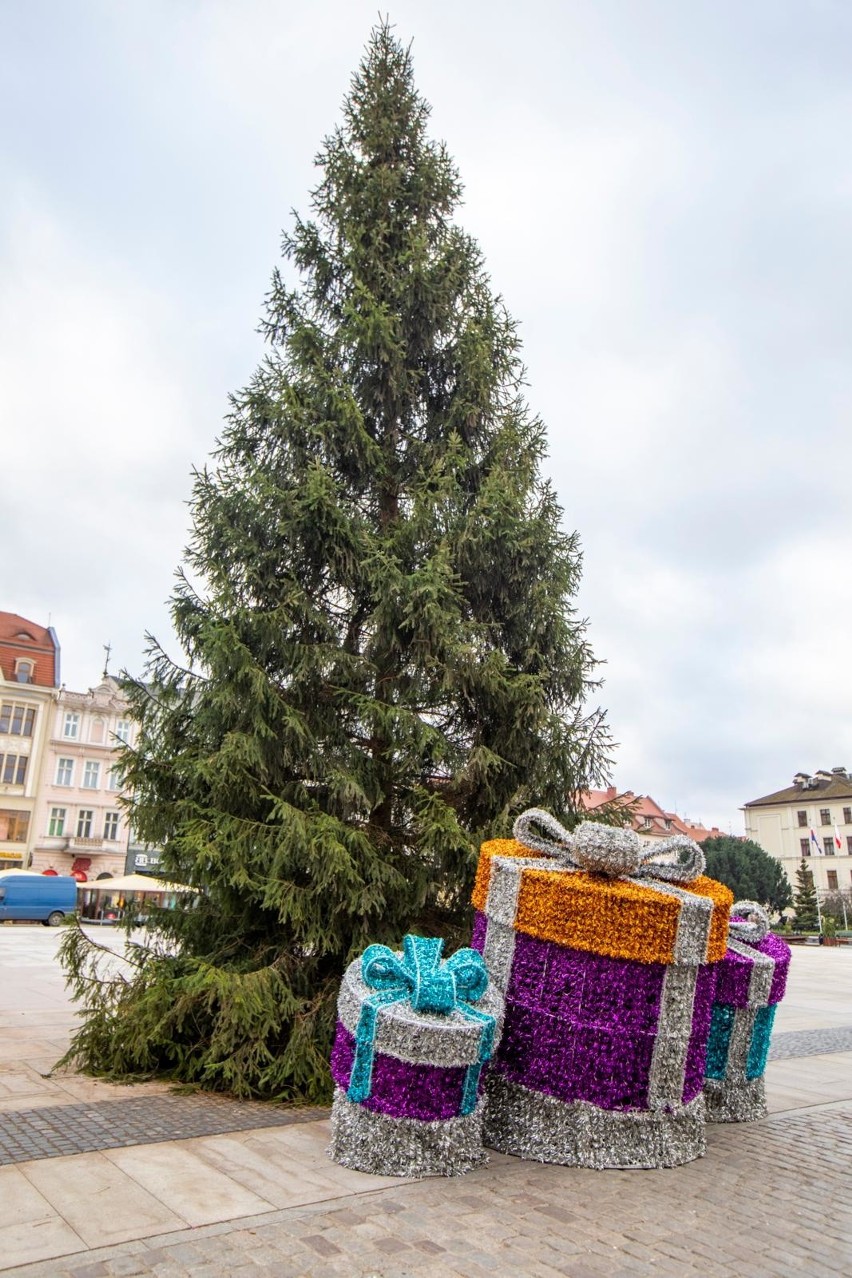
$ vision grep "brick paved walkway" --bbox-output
[769,1024,852,1060]
[0,1096,326,1167]
[6,1102,852,1278]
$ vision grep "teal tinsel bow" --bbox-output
[346,934,495,1116]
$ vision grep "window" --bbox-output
[82,761,100,790]
[48,807,66,836]
[820,808,831,825]
[56,757,74,786]
[0,704,35,736]
[827,870,838,891]
[0,754,28,785]
[796,810,808,827]
[0,809,29,842]
[824,837,835,857]
[664,819,673,830]
[114,719,132,744]
[76,810,93,838]
[107,765,122,792]
[14,660,34,684]
[63,712,80,740]
[800,838,810,857]
[847,836,852,855]
[844,807,852,825]
[103,811,120,841]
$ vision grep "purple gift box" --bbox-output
[473,914,717,1112]
[704,907,791,1122]
[327,944,504,1177]
[330,1024,470,1121]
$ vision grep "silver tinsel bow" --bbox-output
[727,899,771,944]
[513,808,705,882]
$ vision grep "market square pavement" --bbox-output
[0,926,849,1277]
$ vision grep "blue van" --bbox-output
[0,872,78,925]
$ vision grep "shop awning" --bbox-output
[76,874,196,894]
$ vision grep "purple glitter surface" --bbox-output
[713,947,752,1007]
[330,1023,469,1121]
[714,931,792,1009]
[509,931,666,1033]
[471,910,487,954]
[764,933,792,1004]
[682,963,718,1102]
[493,998,657,1110]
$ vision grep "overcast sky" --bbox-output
[3,1,851,832]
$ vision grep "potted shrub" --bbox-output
[822,917,839,946]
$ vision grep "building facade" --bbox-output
[29,675,133,880]
[0,612,61,868]
[743,768,852,895]
[582,786,724,846]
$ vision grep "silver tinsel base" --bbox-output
[484,1074,706,1169]
[328,1088,489,1178]
[704,1075,767,1123]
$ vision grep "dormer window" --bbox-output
[14,660,34,684]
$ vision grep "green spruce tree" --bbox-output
[59,23,612,1100]
[792,859,819,931]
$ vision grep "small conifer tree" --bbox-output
[59,22,613,1099]
[792,859,819,931]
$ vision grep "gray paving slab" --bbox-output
[1,1102,849,1278]
[769,1024,852,1060]
[0,1095,327,1166]
[2,922,851,1275]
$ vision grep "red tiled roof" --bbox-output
[0,611,59,687]
[580,787,719,842]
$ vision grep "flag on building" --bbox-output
[810,828,823,854]
[834,824,843,852]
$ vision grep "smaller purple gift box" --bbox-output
[327,935,504,1177]
[704,901,791,1122]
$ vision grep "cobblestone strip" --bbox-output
[5,1104,852,1278]
[769,1024,852,1060]
[0,1096,327,1167]
[0,1025,847,1166]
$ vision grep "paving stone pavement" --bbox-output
[2,923,851,1276]
[5,1101,852,1278]
[768,1024,852,1060]
[0,1096,327,1166]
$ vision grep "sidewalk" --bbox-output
[1,929,850,1277]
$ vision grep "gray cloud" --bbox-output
[2,0,851,832]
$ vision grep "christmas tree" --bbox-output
[60,22,613,1100]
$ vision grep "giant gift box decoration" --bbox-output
[471,809,733,1169]
[328,934,504,1176]
[703,900,791,1122]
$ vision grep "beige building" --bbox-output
[30,674,133,880]
[743,768,852,895]
[0,612,61,868]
